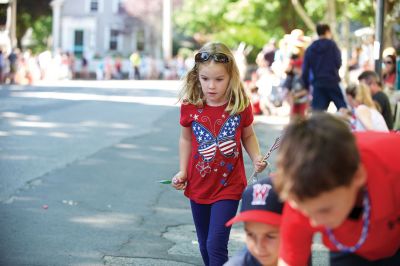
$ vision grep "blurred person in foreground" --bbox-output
[358,71,393,130]
[301,23,346,111]
[224,177,283,266]
[273,113,400,266]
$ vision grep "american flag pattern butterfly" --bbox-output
[192,115,241,162]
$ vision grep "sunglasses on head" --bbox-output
[195,52,230,63]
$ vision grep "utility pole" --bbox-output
[374,0,384,78]
[162,0,172,61]
[2,0,17,49]
[10,0,17,48]
[50,0,64,55]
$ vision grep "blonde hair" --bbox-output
[355,83,377,109]
[179,42,250,115]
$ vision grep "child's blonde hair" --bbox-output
[355,83,378,110]
[179,42,250,115]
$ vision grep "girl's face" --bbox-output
[198,61,230,106]
[245,222,280,266]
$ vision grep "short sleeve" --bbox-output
[241,104,254,128]
[180,103,192,127]
[279,203,314,266]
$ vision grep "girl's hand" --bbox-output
[254,155,268,173]
[172,171,187,190]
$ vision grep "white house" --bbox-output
[50,0,158,59]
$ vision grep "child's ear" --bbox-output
[353,164,367,188]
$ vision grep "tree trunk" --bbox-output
[383,0,396,49]
[341,2,350,85]
[291,0,315,32]
[325,0,337,38]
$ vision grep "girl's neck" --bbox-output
[205,99,228,107]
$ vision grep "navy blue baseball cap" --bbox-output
[226,177,283,226]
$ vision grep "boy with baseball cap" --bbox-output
[274,112,400,266]
[225,177,284,266]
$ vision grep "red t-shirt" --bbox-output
[180,102,254,204]
[279,132,400,265]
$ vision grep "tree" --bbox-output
[174,0,399,63]
[28,15,52,54]
[174,0,315,61]
[17,0,52,46]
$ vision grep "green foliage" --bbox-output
[339,0,374,26]
[173,0,381,64]
[16,0,52,52]
[29,15,52,54]
[174,0,311,63]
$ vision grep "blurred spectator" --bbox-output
[358,70,393,130]
[340,84,388,132]
[176,55,187,79]
[383,47,397,58]
[262,39,277,67]
[301,23,346,111]
[359,35,375,70]
[283,64,309,118]
[25,50,40,84]
[383,54,396,91]
[96,59,105,80]
[60,52,71,79]
[249,86,263,115]
[104,57,113,80]
[254,52,275,114]
[66,52,75,79]
[348,46,362,71]
[114,56,123,79]
[7,48,18,84]
[80,55,90,79]
[129,52,141,79]
[38,50,52,80]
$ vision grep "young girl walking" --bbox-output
[172,42,267,266]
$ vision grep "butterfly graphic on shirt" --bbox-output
[192,115,241,162]
[195,161,211,177]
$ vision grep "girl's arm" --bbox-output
[173,126,192,190]
[241,124,266,173]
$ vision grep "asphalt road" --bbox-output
[0,80,294,265]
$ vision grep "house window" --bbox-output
[74,30,84,57]
[109,30,119,50]
[90,0,99,12]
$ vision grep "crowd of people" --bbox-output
[0,47,197,84]
[244,24,398,132]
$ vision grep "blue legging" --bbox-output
[190,199,239,266]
